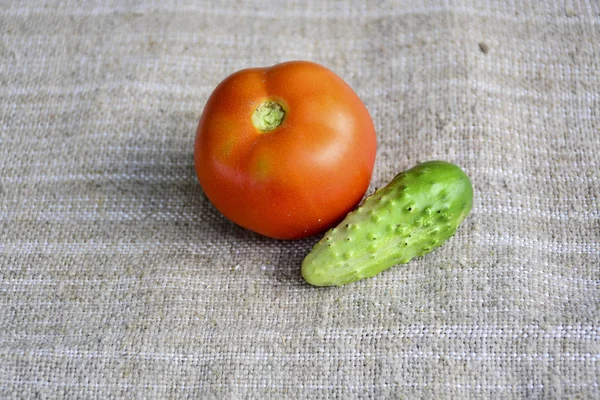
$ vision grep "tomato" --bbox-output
[194,61,377,239]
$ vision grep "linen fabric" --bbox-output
[1,0,599,398]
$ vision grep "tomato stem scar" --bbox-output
[252,100,286,132]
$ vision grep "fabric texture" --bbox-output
[1,0,599,398]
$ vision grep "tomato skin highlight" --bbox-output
[194,61,377,239]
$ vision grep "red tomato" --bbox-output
[194,61,377,239]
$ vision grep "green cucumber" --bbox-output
[302,161,473,286]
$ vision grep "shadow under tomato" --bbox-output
[117,143,317,285]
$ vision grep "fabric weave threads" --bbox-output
[1,0,599,398]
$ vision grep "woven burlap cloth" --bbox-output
[1,1,599,398]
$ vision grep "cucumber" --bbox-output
[301,161,473,286]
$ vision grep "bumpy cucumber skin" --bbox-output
[301,161,473,287]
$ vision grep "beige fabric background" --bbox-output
[1,0,599,398]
